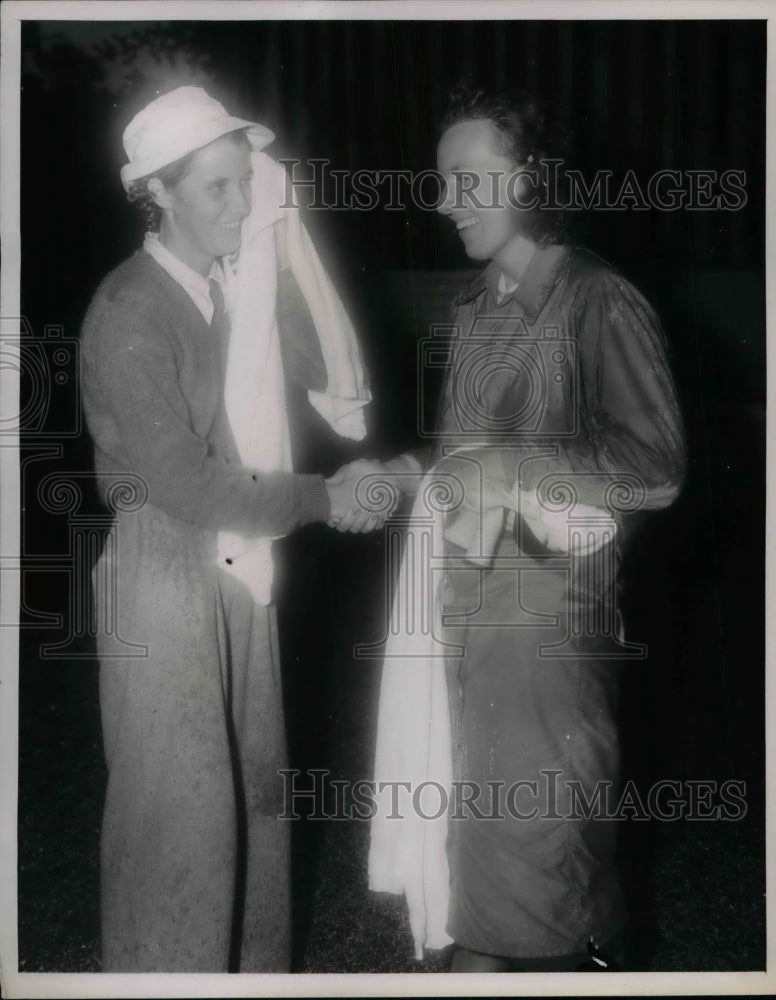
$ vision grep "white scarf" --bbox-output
[217,152,370,604]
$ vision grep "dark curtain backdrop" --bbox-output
[21,19,764,287]
[19,18,766,448]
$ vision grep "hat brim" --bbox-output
[120,117,275,190]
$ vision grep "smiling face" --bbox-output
[150,130,253,275]
[436,117,531,265]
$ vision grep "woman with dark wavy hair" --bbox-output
[367,82,686,973]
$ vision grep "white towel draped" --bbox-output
[367,468,455,960]
[217,151,371,605]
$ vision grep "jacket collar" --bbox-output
[455,243,572,322]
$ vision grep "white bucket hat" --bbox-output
[120,85,275,191]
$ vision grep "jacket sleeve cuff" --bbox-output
[297,474,331,523]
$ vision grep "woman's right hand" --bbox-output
[325,461,399,533]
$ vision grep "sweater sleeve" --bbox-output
[81,295,330,536]
[503,271,687,515]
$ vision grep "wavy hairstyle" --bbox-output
[440,81,574,245]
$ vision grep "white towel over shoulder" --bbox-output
[217,151,371,605]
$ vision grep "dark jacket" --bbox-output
[432,243,686,615]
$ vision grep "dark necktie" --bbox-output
[209,277,230,375]
[209,277,227,334]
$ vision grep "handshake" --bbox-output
[323,449,617,554]
[324,455,419,533]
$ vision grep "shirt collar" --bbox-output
[456,243,572,322]
[497,271,519,302]
[142,231,226,324]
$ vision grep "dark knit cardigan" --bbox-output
[80,250,331,535]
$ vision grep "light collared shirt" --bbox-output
[143,231,232,324]
[497,270,519,303]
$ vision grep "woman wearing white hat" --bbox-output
[81,86,376,972]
